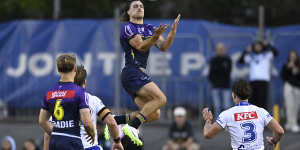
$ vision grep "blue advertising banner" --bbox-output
[0,19,299,108]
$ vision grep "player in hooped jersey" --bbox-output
[76,66,123,150]
[43,65,124,150]
[202,79,284,150]
[113,0,181,145]
[39,54,95,150]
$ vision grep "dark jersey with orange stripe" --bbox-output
[120,22,154,69]
[41,82,88,137]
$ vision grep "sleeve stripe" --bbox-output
[101,112,112,121]
[125,25,133,36]
[216,119,225,128]
[127,25,134,35]
[97,107,108,116]
[79,106,89,110]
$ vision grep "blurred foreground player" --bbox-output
[115,0,180,145]
[39,54,95,150]
[202,79,284,150]
[44,65,123,150]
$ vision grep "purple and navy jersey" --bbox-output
[41,82,89,137]
[120,22,154,69]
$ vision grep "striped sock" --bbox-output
[128,112,146,129]
[114,114,130,125]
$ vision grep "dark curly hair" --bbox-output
[120,0,143,22]
[232,79,252,100]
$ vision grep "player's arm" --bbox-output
[98,108,120,141]
[155,14,181,51]
[203,121,223,139]
[98,108,124,149]
[266,119,285,145]
[129,25,169,52]
[202,108,223,139]
[80,108,95,144]
[39,109,53,135]
[43,133,50,150]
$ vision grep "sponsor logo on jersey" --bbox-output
[234,111,258,121]
[137,27,144,33]
[46,90,75,100]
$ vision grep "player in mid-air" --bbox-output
[39,54,95,150]
[43,65,124,150]
[202,79,284,150]
[111,0,180,145]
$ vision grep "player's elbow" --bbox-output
[277,127,285,137]
[203,131,214,139]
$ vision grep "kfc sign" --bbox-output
[234,111,258,121]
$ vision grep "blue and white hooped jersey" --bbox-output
[80,92,106,149]
[216,102,273,150]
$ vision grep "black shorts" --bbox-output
[121,66,152,99]
[49,135,83,150]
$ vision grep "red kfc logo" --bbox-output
[234,111,258,121]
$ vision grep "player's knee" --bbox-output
[151,110,161,121]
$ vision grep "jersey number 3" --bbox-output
[54,99,64,120]
[241,122,256,143]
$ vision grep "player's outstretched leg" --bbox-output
[123,82,167,145]
[105,112,139,141]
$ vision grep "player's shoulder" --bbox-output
[121,22,136,30]
[85,92,103,103]
[247,105,270,118]
[249,104,265,111]
[121,22,138,38]
[86,92,99,100]
[217,107,234,121]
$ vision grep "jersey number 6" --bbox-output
[54,99,64,120]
